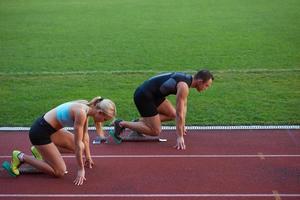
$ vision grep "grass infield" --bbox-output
[0,0,299,126]
[0,70,299,126]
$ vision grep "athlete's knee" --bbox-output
[169,110,176,120]
[152,126,162,136]
[53,166,67,178]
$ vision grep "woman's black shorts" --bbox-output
[133,87,165,117]
[29,116,57,145]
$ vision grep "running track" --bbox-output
[0,129,299,200]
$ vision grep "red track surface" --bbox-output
[0,129,300,200]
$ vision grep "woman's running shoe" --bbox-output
[31,146,43,160]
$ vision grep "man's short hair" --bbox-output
[194,70,214,82]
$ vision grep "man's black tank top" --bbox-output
[139,72,193,99]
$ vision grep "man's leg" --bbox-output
[157,99,187,135]
[120,115,161,136]
[157,99,176,122]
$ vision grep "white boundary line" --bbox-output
[0,68,299,76]
[0,125,299,132]
[0,193,299,198]
[1,154,300,159]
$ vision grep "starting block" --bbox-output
[93,130,167,144]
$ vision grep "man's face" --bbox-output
[196,78,213,92]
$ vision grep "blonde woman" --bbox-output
[4,97,116,185]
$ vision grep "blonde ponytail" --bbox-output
[88,96,116,118]
[87,96,103,106]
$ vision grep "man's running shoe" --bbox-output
[31,146,43,160]
[108,130,122,144]
[114,119,125,137]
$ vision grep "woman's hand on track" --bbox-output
[73,169,86,186]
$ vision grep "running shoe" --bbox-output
[11,150,22,176]
[31,146,43,160]
[108,130,122,144]
[2,161,17,177]
[113,119,125,137]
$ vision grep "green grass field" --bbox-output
[0,0,299,126]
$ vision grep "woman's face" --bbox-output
[94,111,112,122]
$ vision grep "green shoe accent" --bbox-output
[108,130,122,144]
[2,161,17,177]
[11,150,21,176]
[31,146,43,160]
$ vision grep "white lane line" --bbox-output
[1,154,300,159]
[1,68,299,76]
[1,125,299,131]
[0,193,299,198]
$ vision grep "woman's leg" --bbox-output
[51,129,75,153]
[22,143,66,177]
[50,129,91,163]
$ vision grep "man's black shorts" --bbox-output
[133,87,165,117]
